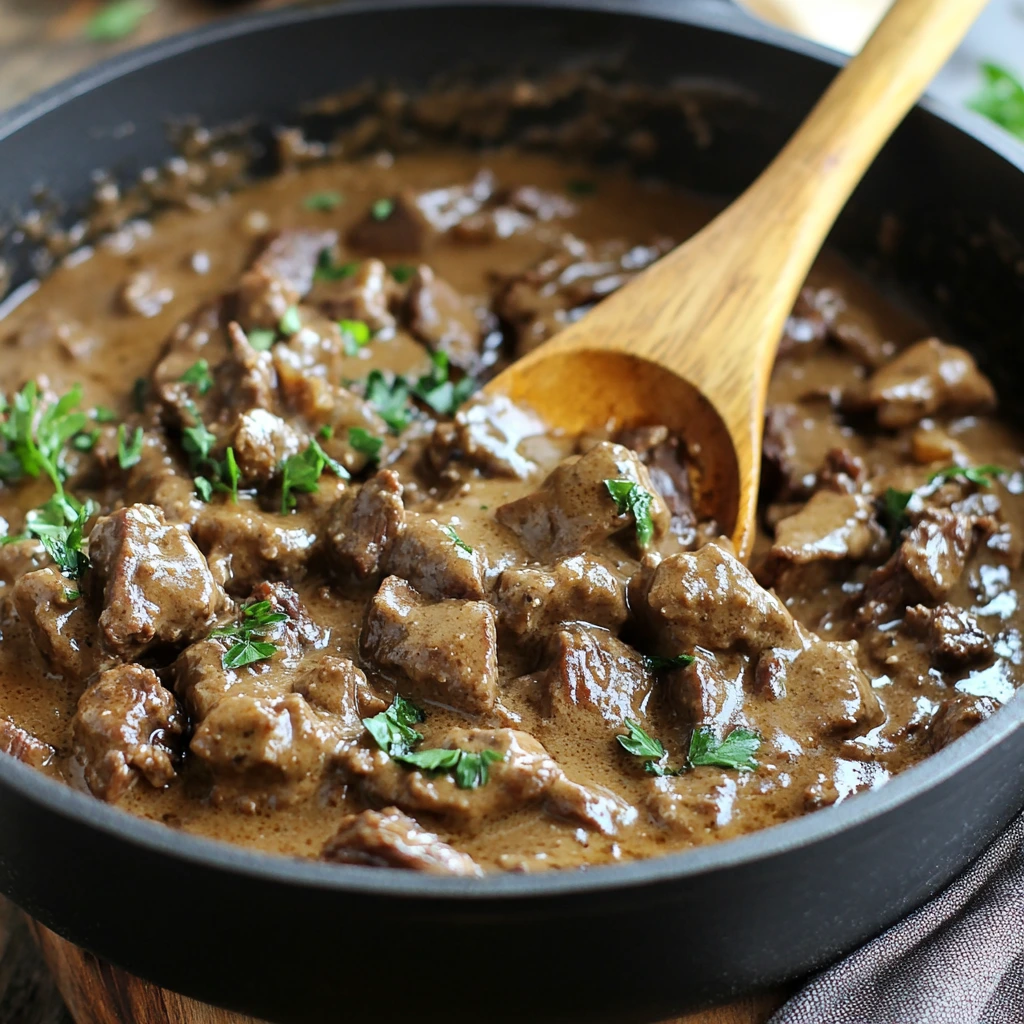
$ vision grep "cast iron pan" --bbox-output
[2,2,1024,1022]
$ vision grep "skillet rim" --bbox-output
[1,0,1024,901]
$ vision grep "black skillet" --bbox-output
[2,2,1024,1021]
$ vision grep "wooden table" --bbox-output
[0,3,791,1022]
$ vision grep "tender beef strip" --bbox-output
[151,301,228,425]
[346,191,437,254]
[495,235,673,357]
[496,441,669,560]
[405,266,485,372]
[383,512,488,601]
[13,568,102,683]
[858,338,997,429]
[493,554,627,641]
[427,394,541,481]
[544,776,638,836]
[0,718,56,769]
[629,543,798,656]
[904,603,993,670]
[910,425,968,466]
[644,770,749,837]
[122,431,203,528]
[532,624,656,744]
[292,655,386,730]
[194,501,320,595]
[220,320,279,416]
[236,229,337,330]
[88,503,224,658]
[762,491,887,583]
[326,469,405,580]
[231,408,307,484]
[0,538,48,586]
[361,576,498,717]
[929,693,999,752]
[817,447,866,494]
[313,258,399,334]
[322,807,483,876]
[776,286,836,359]
[414,170,496,233]
[72,664,183,802]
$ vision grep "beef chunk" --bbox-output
[220,321,280,416]
[326,469,405,579]
[629,543,797,656]
[122,432,203,528]
[817,447,866,494]
[13,568,101,682]
[427,394,541,481]
[905,603,993,669]
[405,266,484,371]
[322,807,482,875]
[293,655,386,726]
[929,693,999,751]
[343,727,559,825]
[237,229,337,330]
[151,301,228,425]
[89,503,223,657]
[0,538,47,585]
[383,512,488,601]
[72,664,183,802]
[415,170,496,233]
[346,191,436,254]
[231,408,306,484]
[451,184,576,243]
[0,718,55,769]
[361,577,498,717]
[314,258,399,334]
[862,338,997,429]
[493,554,627,640]
[544,776,638,835]
[534,624,655,743]
[496,442,669,560]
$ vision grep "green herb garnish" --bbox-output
[442,524,473,554]
[247,329,276,352]
[928,463,1008,488]
[4,494,96,582]
[317,424,334,440]
[179,359,214,396]
[71,429,100,453]
[371,198,395,221]
[365,371,412,434]
[116,424,144,470]
[969,62,1024,140]
[339,319,371,356]
[314,249,359,283]
[92,406,118,424]
[880,486,914,543]
[616,719,666,765]
[85,0,153,42]
[644,652,696,671]
[0,382,88,491]
[211,599,290,670]
[194,476,213,502]
[363,695,426,757]
[280,439,349,513]
[279,306,302,337]
[303,191,343,211]
[604,478,655,548]
[616,720,760,775]
[412,352,475,416]
[348,427,383,460]
[390,264,416,284]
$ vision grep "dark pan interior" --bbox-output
[1,3,1024,1022]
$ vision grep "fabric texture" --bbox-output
[768,814,1024,1024]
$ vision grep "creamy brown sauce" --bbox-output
[0,143,1020,875]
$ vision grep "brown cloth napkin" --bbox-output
[769,813,1024,1024]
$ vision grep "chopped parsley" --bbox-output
[180,404,239,503]
[279,306,302,337]
[928,463,1007,488]
[317,424,334,441]
[604,478,655,548]
[365,371,412,434]
[412,352,475,416]
[194,476,213,502]
[390,264,416,284]
[0,382,88,491]
[179,359,214,396]
[303,191,343,211]
[363,696,505,789]
[279,439,349,513]
[968,62,1024,140]
[339,318,371,356]
[116,424,144,470]
[371,198,395,221]
[247,329,277,352]
[85,0,153,41]
[644,652,695,671]
[348,427,383,460]
[442,524,473,554]
[92,406,118,424]
[314,249,359,282]
[880,486,914,543]
[72,429,100,453]
[616,719,760,775]
[211,599,290,670]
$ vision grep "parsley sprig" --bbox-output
[280,439,349,513]
[969,63,1024,140]
[363,696,506,790]
[616,719,760,775]
[179,359,213,396]
[210,599,290,669]
[442,524,473,553]
[348,427,383,461]
[365,371,413,434]
[928,463,1007,488]
[180,402,240,503]
[412,352,475,416]
[314,249,359,283]
[644,652,695,671]
[604,478,655,548]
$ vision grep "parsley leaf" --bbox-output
[365,371,412,434]
[279,306,302,337]
[442,524,473,554]
[880,487,914,542]
[182,419,216,462]
[303,191,343,211]
[604,478,655,548]
[210,599,290,670]
[314,249,359,282]
[22,496,96,581]
[72,429,100,453]
[317,424,334,440]
[0,382,87,491]
[362,695,426,757]
[280,439,349,513]
[688,727,760,772]
[616,719,665,763]
[339,319,371,356]
[412,352,475,416]
[222,447,240,503]
[928,463,1007,488]
[371,198,395,221]
[85,0,153,42]
[247,329,276,352]
[179,359,214,396]
[390,264,416,284]
[644,652,695,671]
[116,424,144,470]
[969,62,1024,140]
[92,406,118,424]
[348,427,383,460]
[194,476,213,502]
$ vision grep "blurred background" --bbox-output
[0,0,1021,147]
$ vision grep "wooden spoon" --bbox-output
[485,0,987,560]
